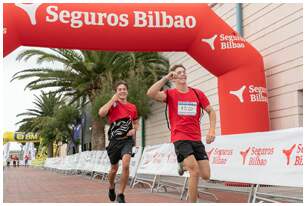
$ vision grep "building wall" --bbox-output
[144,3,303,146]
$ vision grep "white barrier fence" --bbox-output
[133,127,303,202]
[206,127,303,187]
[135,127,302,187]
[44,128,303,202]
[136,143,184,176]
[44,146,142,180]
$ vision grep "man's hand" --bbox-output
[164,71,177,81]
[111,93,119,102]
[98,93,119,117]
[127,128,136,137]
[206,129,216,144]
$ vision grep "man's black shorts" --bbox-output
[106,137,134,165]
[173,140,209,163]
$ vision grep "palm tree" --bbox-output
[17,91,62,133]
[17,92,80,157]
[12,49,169,150]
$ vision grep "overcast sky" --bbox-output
[3,46,59,132]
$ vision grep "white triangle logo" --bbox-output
[201,34,218,50]
[229,85,246,103]
[15,3,42,25]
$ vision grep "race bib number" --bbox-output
[178,101,197,116]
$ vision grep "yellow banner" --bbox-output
[3,132,41,143]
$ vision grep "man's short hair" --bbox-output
[114,80,128,91]
[170,64,186,72]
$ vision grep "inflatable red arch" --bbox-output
[4,3,270,135]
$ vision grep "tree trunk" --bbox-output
[47,142,53,158]
[91,119,105,150]
[55,144,60,157]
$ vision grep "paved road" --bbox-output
[3,166,248,203]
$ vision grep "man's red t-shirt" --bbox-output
[164,88,210,143]
[108,101,138,124]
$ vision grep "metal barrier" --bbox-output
[249,184,303,203]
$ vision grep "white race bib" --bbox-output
[178,101,197,116]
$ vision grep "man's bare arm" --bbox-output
[146,71,176,102]
[146,77,167,102]
[204,105,216,144]
[98,94,118,117]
